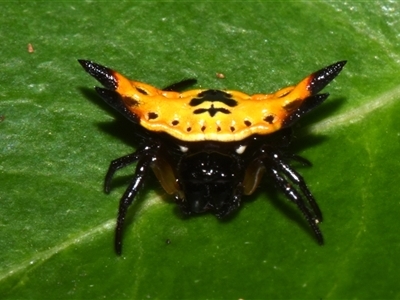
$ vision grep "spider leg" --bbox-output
[162,79,197,92]
[270,167,323,244]
[273,154,322,222]
[104,145,154,193]
[287,154,312,167]
[115,152,156,255]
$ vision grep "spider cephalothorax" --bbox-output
[79,59,346,255]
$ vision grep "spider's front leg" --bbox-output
[263,150,323,244]
[105,145,157,193]
[273,153,323,222]
[105,143,160,255]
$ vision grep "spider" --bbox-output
[78,59,346,255]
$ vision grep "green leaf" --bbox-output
[1,1,400,299]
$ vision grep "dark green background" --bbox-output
[1,2,400,299]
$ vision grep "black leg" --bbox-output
[104,145,155,193]
[115,154,155,255]
[269,167,323,244]
[288,154,312,167]
[273,154,322,222]
[162,79,197,92]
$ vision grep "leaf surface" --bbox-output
[1,2,400,299]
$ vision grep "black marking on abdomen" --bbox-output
[190,90,237,107]
[193,104,231,117]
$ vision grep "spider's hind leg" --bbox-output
[274,153,322,222]
[104,143,161,255]
[162,79,197,92]
[105,151,144,194]
[263,150,323,244]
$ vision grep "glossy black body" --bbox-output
[177,146,243,218]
